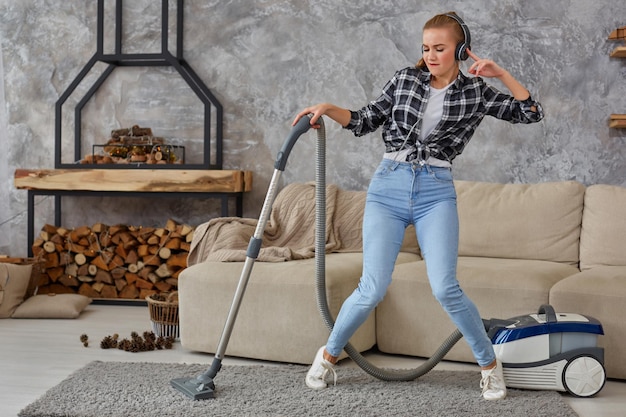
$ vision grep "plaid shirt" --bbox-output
[345,66,544,163]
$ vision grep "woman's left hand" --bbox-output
[467,49,506,79]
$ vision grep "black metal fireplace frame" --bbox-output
[54,0,223,170]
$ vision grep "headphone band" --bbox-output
[444,13,471,61]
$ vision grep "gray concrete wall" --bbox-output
[1,0,625,257]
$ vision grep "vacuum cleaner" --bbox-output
[489,304,606,397]
[171,115,606,399]
[170,114,323,400]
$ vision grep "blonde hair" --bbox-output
[416,12,466,69]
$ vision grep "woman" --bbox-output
[293,12,543,401]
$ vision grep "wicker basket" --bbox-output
[146,291,179,339]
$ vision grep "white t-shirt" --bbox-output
[384,81,454,167]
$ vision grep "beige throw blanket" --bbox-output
[188,182,367,265]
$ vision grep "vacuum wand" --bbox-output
[170,115,316,400]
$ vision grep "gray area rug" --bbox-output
[19,361,578,416]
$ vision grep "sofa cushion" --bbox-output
[455,180,584,265]
[377,257,579,362]
[0,263,32,318]
[579,184,626,269]
[180,251,418,364]
[11,293,92,319]
[550,266,626,379]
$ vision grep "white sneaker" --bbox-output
[305,346,337,390]
[480,360,507,400]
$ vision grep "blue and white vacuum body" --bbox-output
[490,305,606,397]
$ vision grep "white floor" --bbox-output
[1,304,624,416]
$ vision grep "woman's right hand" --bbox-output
[292,103,351,129]
[292,103,329,128]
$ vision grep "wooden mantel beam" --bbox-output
[14,169,252,193]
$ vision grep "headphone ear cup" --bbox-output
[456,42,468,61]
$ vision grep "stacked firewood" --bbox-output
[80,125,183,165]
[31,220,194,300]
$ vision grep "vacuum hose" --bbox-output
[312,117,464,381]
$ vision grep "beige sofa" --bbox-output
[178,180,626,380]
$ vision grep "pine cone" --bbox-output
[118,339,131,351]
[164,337,174,349]
[100,336,112,349]
[143,331,156,343]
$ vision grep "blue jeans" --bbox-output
[326,159,496,367]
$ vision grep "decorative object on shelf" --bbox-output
[81,125,186,165]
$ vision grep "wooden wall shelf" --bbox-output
[610,46,626,58]
[610,114,626,128]
[608,27,625,126]
[14,169,252,193]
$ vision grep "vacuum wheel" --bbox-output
[562,354,606,397]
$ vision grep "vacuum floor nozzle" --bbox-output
[170,377,216,400]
